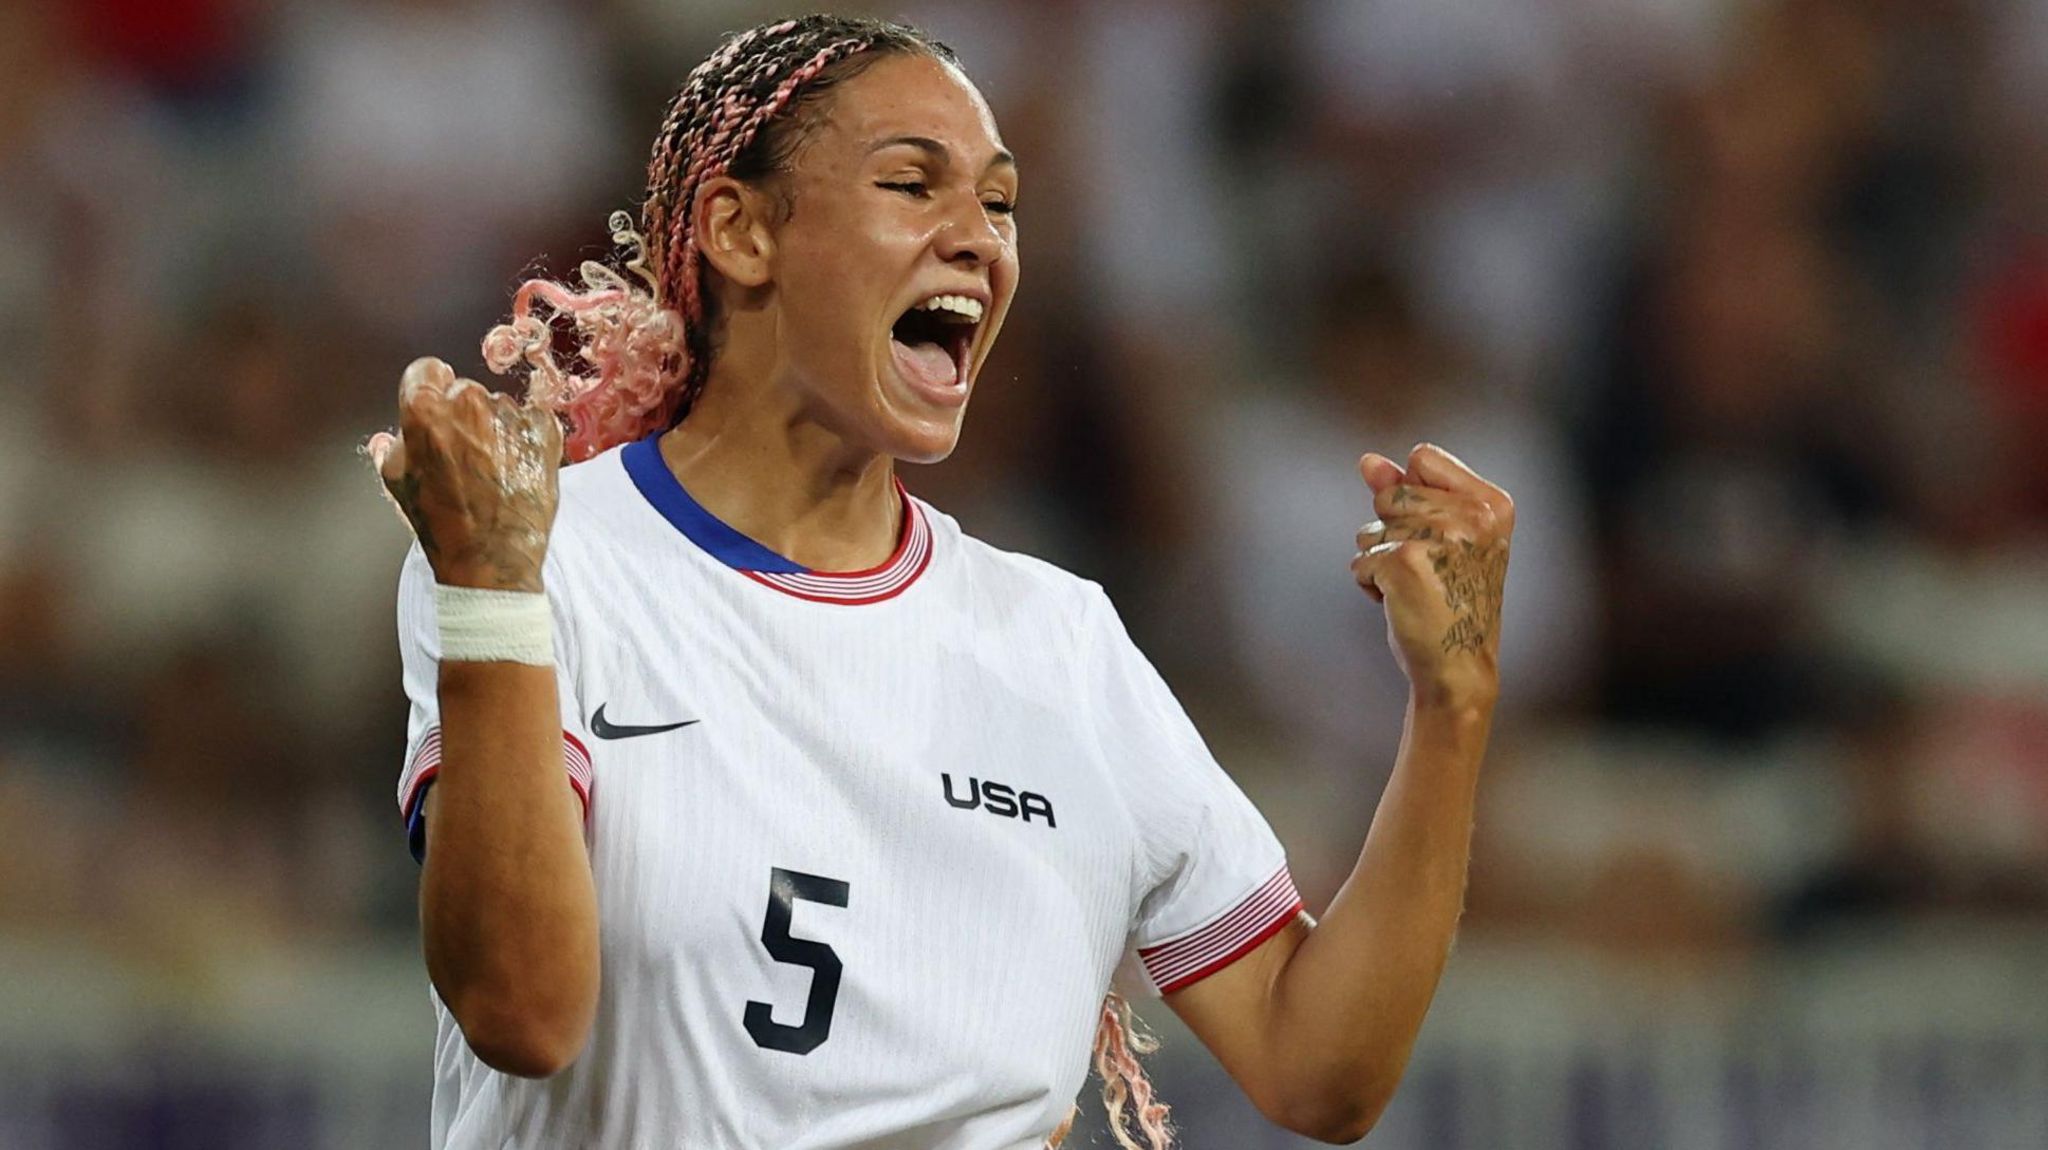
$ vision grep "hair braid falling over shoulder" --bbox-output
[479,15,957,463]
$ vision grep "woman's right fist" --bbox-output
[374,357,563,592]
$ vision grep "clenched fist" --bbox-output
[372,357,564,592]
[1350,444,1514,707]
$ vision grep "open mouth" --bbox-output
[889,293,983,396]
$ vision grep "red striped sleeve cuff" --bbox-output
[1137,865,1304,995]
[562,732,593,811]
[396,725,595,827]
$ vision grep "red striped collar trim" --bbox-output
[620,434,933,606]
[740,486,932,605]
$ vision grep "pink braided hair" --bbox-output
[1044,993,1175,1150]
[483,18,916,461]
[1095,991,1177,1149]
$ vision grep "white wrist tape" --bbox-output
[434,584,554,665]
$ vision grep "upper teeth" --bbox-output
[916,294,984,324]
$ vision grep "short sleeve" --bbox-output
[1081,587,1304,997]
[394,544,595,864]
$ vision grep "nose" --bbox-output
[933,198,1006,268]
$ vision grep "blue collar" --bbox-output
[621,433,809,574]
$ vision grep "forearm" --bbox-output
[1267,692,1492,1133]
[420,660,600,1077]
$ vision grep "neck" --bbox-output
[657,358,900,573]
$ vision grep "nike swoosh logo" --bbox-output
[589,704,698,740]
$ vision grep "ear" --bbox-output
[693,175,778,289]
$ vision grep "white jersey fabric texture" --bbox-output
[392,433,1302,1150]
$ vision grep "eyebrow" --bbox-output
[868,135,1018,174]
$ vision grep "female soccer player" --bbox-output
[372,15,1514,1150]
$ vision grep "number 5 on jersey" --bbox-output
[744,867,850,1055]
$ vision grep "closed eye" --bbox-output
[983,198,1017,216]
[877,180,929,198]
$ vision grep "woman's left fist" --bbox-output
[1350,444,1514,706]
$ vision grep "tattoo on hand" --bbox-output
[387,445,554,592]
[1441,614,1487,654]
[389,473,438,558]
[1432,539,1508,655]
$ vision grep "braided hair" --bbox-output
[480,15,1173,1149]
[482,15,959,462]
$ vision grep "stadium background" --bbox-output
[3,0,2047,1146]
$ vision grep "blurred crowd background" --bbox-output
[2,0,2046,1146]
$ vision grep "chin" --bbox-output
[882,415,965,465]
[864,373,970,464]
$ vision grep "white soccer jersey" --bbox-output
[392,432,1303,1150]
